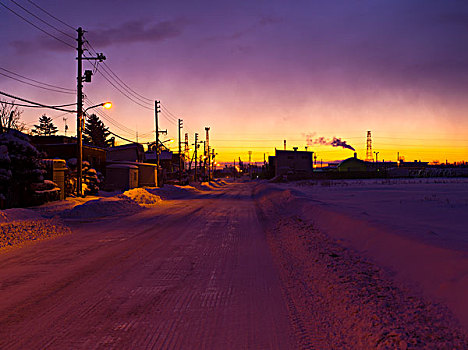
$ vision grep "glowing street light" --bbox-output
[83,101,112,114]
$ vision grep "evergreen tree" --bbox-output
[0,130,45,207]
[32,114,58,136]
[83,114,111,147]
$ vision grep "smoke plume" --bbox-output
[306,135,355,151]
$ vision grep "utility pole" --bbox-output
[63,117,68,136]
[248,150,252,178]
[207,146,211,181]
[154,101,166,186]
[205,127,210,181]
[211,148,215,178]
[76,27,84,197]
[76,27,105,196]
[194,133,198,182]
[155,100,160,177]
[178,118,183,183]
[202,141,206,180]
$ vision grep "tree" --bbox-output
[0,99,26,133]
[0,130,45,207]
[83,114,112,147]
[31,114,58,136]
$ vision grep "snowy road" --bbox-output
[0,183,295,349]
[1,181,467,349]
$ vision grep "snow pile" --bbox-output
[0,208,43,223]
[0,218,71,249]
[195,182,216,191]
[61,197,142,219]
[146,185,201,200]
[120,188,161,207]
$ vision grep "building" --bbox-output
[31,135,106,174]
[337,153,370,172]
[274,148,313,177]
[106,143,157,190]
[107,143,145,163]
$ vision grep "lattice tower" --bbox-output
[366,131,373,161]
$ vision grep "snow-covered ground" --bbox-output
[0,178,467,348]
[271,178,468,331]
[0,182,224,248]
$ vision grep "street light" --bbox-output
[76,101,112,197]
[83,101,112,114]
[374,151,379,163]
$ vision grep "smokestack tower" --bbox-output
[284,139,286,150]
[366,131,373,162]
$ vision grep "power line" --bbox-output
[160,110,177,125]
[0,66,75,92]
[0,71,75,94]
[25,0,75,31]
[83,40,154,108]
[108,130,138,144]
[84,97,137,135]
[9,0,75,39]
[0,1,75,49]
[160,104,179,121]
[94,69,154,111]
[95,63,154,107]
[84,39,153,103]
[1,99,76,109]
[0,90,75,112]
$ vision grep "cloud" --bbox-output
[10,18,186,54]
[86,18,187,48]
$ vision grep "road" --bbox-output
[0,183,296,349]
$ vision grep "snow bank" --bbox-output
[61,197,142,219]
[255,180,468,331]
[120,188,161,207]
[146,185,201,200]
[0,218,71,249]
[0,208,43,223]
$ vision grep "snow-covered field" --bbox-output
[272,178,468,331]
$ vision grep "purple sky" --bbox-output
[2,0,468,162]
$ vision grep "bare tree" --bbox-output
[0,99,26,133]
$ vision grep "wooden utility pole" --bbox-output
[76,27,84,197]
[207,146,211,181]
[76,27,105,196]
[153,101,166,186]
[211,148,215,178]
[194,133,198,182]
[178,118,183,183]
[155,100,160,183]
